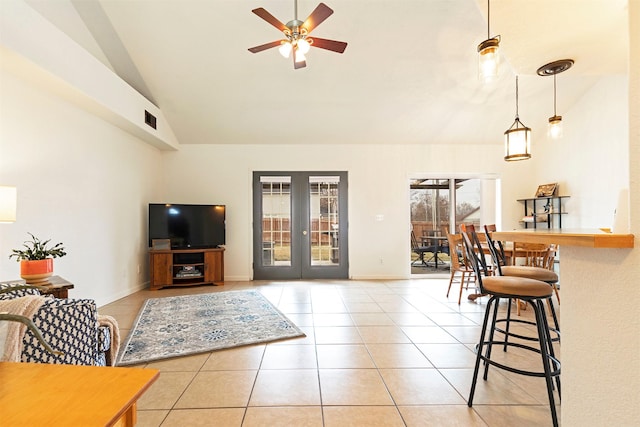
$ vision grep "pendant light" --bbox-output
[504,76,531,161]
[537,59,574,140]
[477,0,500,83]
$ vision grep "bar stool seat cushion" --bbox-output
[483,276,554,298]
[501,265,558,283]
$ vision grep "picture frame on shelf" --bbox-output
[535,183,557,198]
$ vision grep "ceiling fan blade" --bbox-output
[252,8,287,32]
[301,3,334,33]
[248,40,283,53]
[311,37,348,53]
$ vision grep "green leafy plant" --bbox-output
[9,233,67,261]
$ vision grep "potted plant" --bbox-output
[9,233,67,284]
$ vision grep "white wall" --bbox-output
[0,1,637,424]
[147,70,630,284]
[0,69,162,306]
[0,59,631,306]
[159,143,506,281]
[532,75,629,228]
[497,75,629,232]
[0,0,179,151]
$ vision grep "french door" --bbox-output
[253,171,349,280]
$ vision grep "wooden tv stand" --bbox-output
[149,247,224,290]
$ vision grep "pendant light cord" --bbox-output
[487,0,491,39]
[553,74,557,116]
[515,75,520,120]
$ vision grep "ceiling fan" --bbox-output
[248,1,348,69]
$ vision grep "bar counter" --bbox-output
[491,227,636,426]
[492,228,634,248]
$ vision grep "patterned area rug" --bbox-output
[117,290,305,366]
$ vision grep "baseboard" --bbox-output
[349,275,408,281]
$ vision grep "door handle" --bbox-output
[302,230,308,235]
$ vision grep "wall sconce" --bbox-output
[504,76,532,161]
[477,0,500,83]
[0,186,17,223]
[537,59,574,140]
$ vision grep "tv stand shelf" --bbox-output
[149,248,224,290]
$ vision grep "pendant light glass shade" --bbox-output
[477,0,500,83]
[504,76,531,161]
[478,37,500,83]
[548,115,563,139]
[504,119,532,161]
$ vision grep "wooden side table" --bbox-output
[0,362,159,426]
[1,275,74,298]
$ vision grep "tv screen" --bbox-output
[148,204,225,249]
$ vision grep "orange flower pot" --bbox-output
[20,259,54,284]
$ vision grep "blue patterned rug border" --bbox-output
[116,290,305,366]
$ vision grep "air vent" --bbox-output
[144,110,157,129]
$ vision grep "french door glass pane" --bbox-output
[309,176,340,266]
[260,176,291,266]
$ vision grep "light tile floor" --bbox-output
[100,278,561,426]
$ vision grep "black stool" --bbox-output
[483,225,561,347]
[460,226,561,427]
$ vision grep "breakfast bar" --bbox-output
[491,228,636,426]
[492,228,634,249]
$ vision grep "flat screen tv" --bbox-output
[148,203,225,249]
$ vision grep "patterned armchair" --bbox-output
[0,283,118,366]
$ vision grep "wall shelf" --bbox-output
[517,196,569,229]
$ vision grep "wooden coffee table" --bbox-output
[0,362,159,426]
[2,275,74,298]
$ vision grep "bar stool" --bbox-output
[484,224,560,343]
[460,227,561,427]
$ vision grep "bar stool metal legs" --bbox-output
[498,296,560,353]
[468,295,561,427]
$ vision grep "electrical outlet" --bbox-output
[379,257,384,264]
[137,264,141,274]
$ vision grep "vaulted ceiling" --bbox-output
[25,0,629,146]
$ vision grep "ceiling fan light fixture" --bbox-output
[504,76,532,161]
[279,41,293,58]
[297,38,311,54]
[295,50,306,63]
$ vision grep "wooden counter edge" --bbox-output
[492,230,635,248]
[107,368,160,427]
